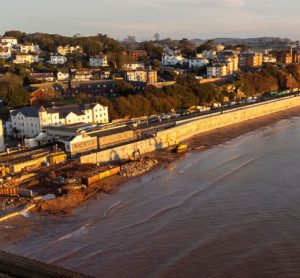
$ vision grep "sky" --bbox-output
[0,0,300,40]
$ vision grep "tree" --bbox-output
[153,33,160,41]
[0,73,29,108]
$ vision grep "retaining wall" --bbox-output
[80,95,300,164]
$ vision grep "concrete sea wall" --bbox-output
[80,95,300,164]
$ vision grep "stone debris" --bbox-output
[120,158,158,178]
[0,198,30,212]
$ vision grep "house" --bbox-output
[29,86,62,106]
[89,55,108,67]
[123,62,145,70]
[13,54,39,64]
[57,45,82,56]
[73,70,93,81]
[49,54,67,65]
[239,51,263,68]
[125,70,157,83]
[0,46,11,59]
[31,72,55,83]
[188,58,209,68]
[9,103,109,138]
[1,37,18,47]
[20,43,37,54]
[161,54,187,66]
[57,70,70,81]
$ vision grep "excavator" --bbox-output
[167,135,188,154]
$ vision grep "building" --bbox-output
[57,45,82,56]
[57,70,70,82]
[0,46,11,59]
[239,51,263,68]
[29,86,62,106]
[49,55,67,65]
[20,43,37,54]
[13,54,39,64]
[74,70,93,81]
[60,132,98,155]
[161,54,187,66]
[263,55,277,64]
[124,50,147,61]
[271,50,300,64]
[207,63,228,78]
[32,72,55,83]
[1,37,18,46]
[123,62,145,70]
[188,58,209,68]
[89,55,108,67]
[125,70,157,83]
[9,103,109,138]
[202,50,216,60]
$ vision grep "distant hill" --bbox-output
[191,37,290,47]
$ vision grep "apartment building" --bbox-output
[74,70,93,81]
[207,63,228,78]
[89,55,108,67]
[239,51,263,68]
[125,70,157,83]
[188,58,209,68]
[9,103,109,138]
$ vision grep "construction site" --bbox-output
[0,142,161,218]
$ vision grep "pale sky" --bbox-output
[0,0,299,40]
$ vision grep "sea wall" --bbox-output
[80,95,300,164]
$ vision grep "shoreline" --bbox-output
[1,105,300,249]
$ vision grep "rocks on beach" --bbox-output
[120,158,158,178]
[0,198,30,212]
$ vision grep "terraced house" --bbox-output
[9,103,109,138]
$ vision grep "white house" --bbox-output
[161,54,187,66]
[1,37,18,47]
[188,58,209,68]
[10,103,109,138]
[13,54,39,64]
[89,55,108,67]
[50,55,67,65]
[20,43,40,54]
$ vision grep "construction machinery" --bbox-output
[167,135,187,154]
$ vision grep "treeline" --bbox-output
[74,64,300,120]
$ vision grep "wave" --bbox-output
[103,201,121,217]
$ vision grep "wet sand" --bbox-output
[1,106,300,250]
